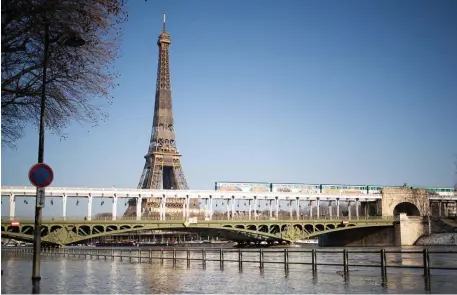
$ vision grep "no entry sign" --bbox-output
[29,163,54,188]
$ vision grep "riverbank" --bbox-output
[416,233,457,246]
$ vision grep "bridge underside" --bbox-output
[1,220,393,246]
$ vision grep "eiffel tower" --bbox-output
[125,14,196,216]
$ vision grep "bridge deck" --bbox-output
[1,186,383,200]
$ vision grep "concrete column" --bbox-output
[203,198,207,219]
[438,201,442,217]
[159,197,163,220]
[182,197,186,220]
[9,194,15,220]
[444,202,448,217]
[348,201,352,219]
[289,200,293,220]
[209,196,213,220]
[296,198,300,220]
[162,196,167,220]
[204,198,208,219]
[336,198,340,218]
[253,197,257,220]
[62,194,67,220]
[309,201,313,218]
[186,196,190,219]
[87,194,93,221]
[275,197,279,219]
[316,198,320,218]
[226,199,230,220]
[269,200,273,219]
[136,195,143,220]
[356,198,359,220]
[231,196,235,220]
[248,200,252,220]
[329,201,333,219]
[112,195,118,220]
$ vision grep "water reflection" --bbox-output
[82,259,94,294]
[110,260,119,294]
[1,246,457,294]
[56,259,67,293]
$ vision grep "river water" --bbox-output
[2,246,457,294]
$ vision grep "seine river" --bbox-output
[2,246,457,294]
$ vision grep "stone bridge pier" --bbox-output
[382,186,430,246]
[320,186,432,247]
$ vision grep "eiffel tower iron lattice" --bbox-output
[124,14,196,217]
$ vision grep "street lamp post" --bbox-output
[31,23,85,293]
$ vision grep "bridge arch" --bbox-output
[381,187,429,217]
[393,202,420,216]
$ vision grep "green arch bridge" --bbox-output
[1,217,394,246]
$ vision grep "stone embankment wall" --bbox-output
[416,233,457,246]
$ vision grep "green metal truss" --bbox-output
[1,218,394,246]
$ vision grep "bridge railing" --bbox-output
[1,215,395,222]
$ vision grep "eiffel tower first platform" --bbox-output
[124,14,198,217]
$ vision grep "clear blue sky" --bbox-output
[2,0,457,217]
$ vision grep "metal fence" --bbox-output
[3,246,456,279]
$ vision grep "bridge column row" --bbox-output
[6,193,144,221]
[10,194,453,220]
[9,194,69,220]
[305,198,363,219]
[435,201,457,217]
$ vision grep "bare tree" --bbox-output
[1,0,127,147]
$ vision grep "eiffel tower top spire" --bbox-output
[158,13,171,45]
[162,13,166,32]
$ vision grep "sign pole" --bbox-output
[32,186,44,292]
[31,21,50,294]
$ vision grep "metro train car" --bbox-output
[367,185,404,194]
[215,181,455,197]
[420,187,455,196]
[320,184,368,195]
[367,185,383,194]
[427,187,455,196]
[271,183,320,193]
